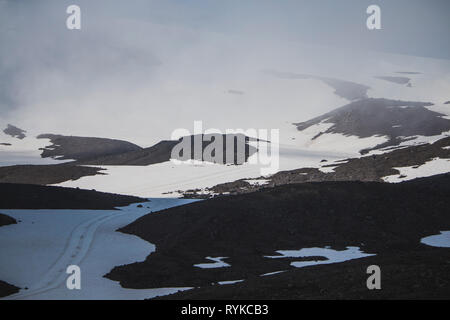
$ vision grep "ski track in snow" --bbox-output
[54,145,351,198]
[0,198,197,300]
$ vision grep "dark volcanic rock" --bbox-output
[0,183,145,209]
[0,280,20,298]
[294,98,449,153]
[0,164,105,185]
[105,174,450,294]
[78,134,257,166]
[0,213,17,227]
[77,140,178,166]
[171,134,258,165]
[162,249,450,300]
[270,136,450,184]
[37,133,257,166]
[3,124,26,139]
[264,70,370,101]
[38,134,143,162]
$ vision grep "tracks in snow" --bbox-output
[5,208,133,300]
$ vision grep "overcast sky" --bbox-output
[10,0,445,58]
[0,0,449,144]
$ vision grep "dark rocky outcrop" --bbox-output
[3,124,26,139]
[0,213,17,227]
[295,98,449,153]
[264,70,370,101]
[38,134,142,162]
[0,183,145,209]
[0,280,20,298]
[38,134,257,166]
[0,164,105,185]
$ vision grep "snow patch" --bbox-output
[0,198,197,300]
[421,231,450,248]
[425,104,450,120]
[260,270,287,277]
[318,165,337,173]
[398,131,450,148]
[194,257,230,269]
[382,157,450,183]
[265,246,375,268]
[55,145,346,198]
[302,132,389,155]
[217,279,244,285]
[244,179,270,186]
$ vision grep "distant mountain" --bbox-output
[264,70,370,101]
[37,134,143,162]
[294,98,450,154]
[77,134,257,166]
[3,124,26,139]
[374,76,411,86]
[36,133,257,166]
[75,139,178,166]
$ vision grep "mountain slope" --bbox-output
[0,164,105,185]
[105,174,450,294]
[264,70,370,101]
[0,183,145,209]
[294,98,450,154]
[76,134,257,166]
[182,136,450,198]
[38,134,143,162]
